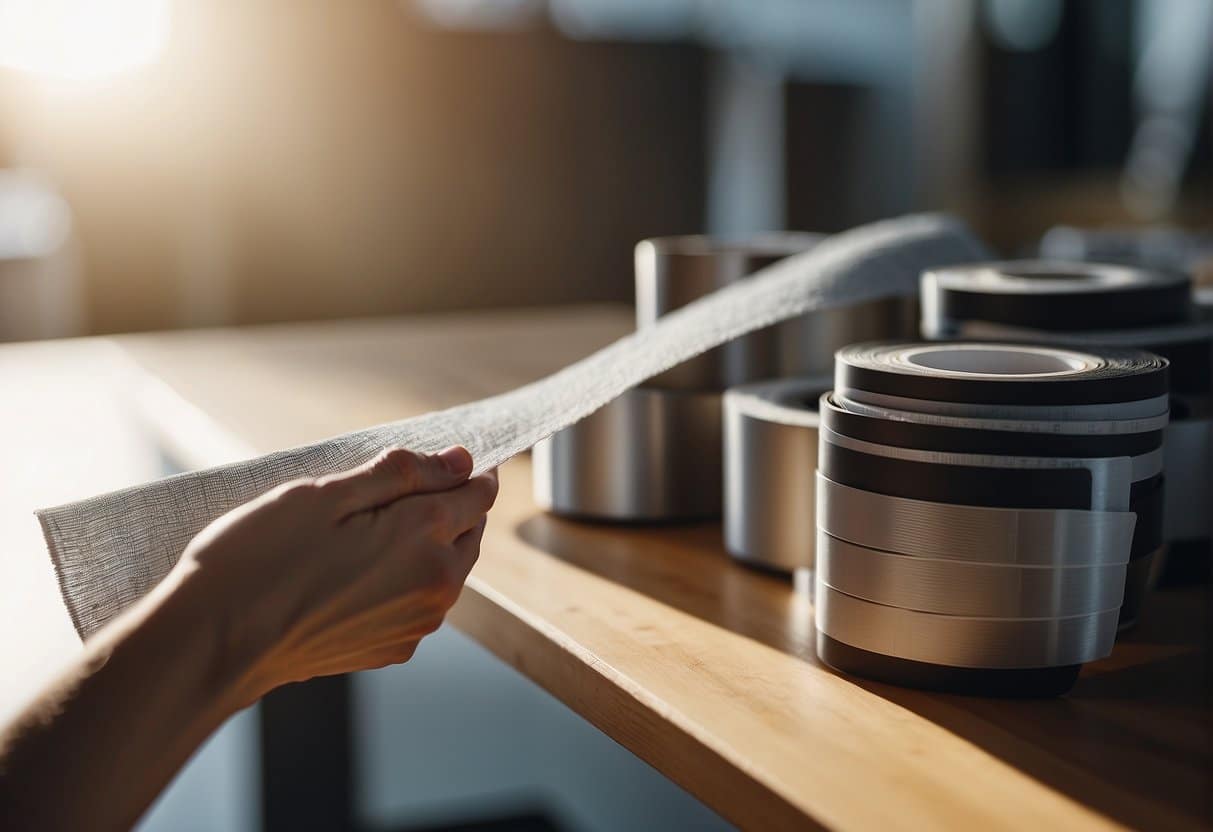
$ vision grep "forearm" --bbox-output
[0,565,250,831]
[0,446,492,829]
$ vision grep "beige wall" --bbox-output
[0,3,706,334]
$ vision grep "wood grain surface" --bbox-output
[35,305,1212,830]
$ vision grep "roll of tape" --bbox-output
[918,260,1212,550]
[636,233,915,389]
[722,376,832,573]
[836,341,1171,410]
[816,532,1127,618]
[921,260,1192,335]
[816,584,1120,669]
[817,341,1167,687]
[532,386,722,520]
[539,231,925,523]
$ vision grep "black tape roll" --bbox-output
[923,260,1192,331]
[836,341,1169,407]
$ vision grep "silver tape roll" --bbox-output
[539,231,924,522]
[722,376,832,573]
[636,233,915,389]
[816,583,1120,669]
[816,474,1137,567]
[532,386,722,520]
[816,533,1127,618]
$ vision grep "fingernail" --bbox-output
[437,445,472,475]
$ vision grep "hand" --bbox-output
[174,446,498,705]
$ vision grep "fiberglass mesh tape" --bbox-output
[38,214,988,639]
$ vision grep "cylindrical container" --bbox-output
[532,386,722,521]
[636,233,916,389]
[817,341,1169,696]
[723,376,832,574]
[920,260,1212,588]
[537,231,920,523]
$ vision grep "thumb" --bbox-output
[320,446,473,516]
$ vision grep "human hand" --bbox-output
[173,446,497,705]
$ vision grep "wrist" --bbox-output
[150,561,274,714]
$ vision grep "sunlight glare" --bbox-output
[0,0,170,82]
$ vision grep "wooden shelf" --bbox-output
[105,305,1211,831]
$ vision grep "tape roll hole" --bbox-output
[905,346,1085,376]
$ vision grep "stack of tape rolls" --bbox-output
[533,232,915,521]
[816,341,1170,696]
[921,260,1212,587]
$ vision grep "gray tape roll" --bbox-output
[816,474,1137,567]
[817,532,1127,618]
[636,233,915,389]
[532,386,722,520]
[722,376,832,573]
[816,583,1120,669]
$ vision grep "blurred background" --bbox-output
[0,1,1210,831]
[0,0,1209,343]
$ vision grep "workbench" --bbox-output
[2,306,1209,830]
